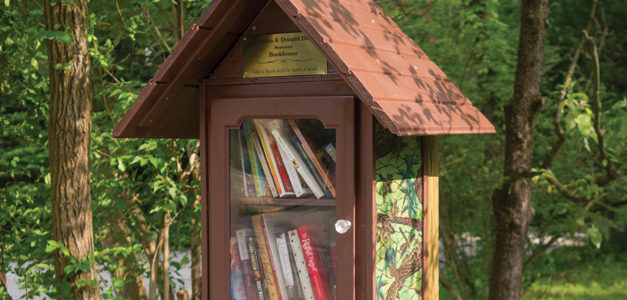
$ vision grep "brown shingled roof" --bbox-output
[114,0,494,138]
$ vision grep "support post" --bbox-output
[422,136,439,299]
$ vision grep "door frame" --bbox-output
[205,95,355,299]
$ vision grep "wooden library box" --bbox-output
[114,0,494,299]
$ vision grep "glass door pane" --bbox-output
[229,118,337,300]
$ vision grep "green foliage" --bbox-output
[1,0,624,298]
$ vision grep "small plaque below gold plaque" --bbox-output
[243,32,327,78]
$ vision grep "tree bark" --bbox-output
[489,1,548,299]
[44,0,99,298]
[190,196,202,300]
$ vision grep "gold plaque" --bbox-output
[243,33,327,78]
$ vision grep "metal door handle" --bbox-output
[334,219,352,234]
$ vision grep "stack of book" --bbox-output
[230,209,336,300]
[231,119,337,200]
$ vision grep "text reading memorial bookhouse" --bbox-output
[114,0,495,299]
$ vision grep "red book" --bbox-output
[269,137,294,195]
[297,225,331,300]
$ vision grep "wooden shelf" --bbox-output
[235,197,336,206]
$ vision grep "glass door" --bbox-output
[209,97,354,300]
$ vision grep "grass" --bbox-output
[523,254,627,300]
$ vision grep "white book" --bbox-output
[275,140,308,197]
[288,229,315,300]
[276,233,299,298]
[270,125,324,199]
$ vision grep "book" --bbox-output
[242,120,268,197]
[285,231,306,300]
[231,237,248,300]
[289,134,331,198]
[239,129,257,197]
[236,229,259,300]
[287,120,336,198]
[252,133,279,198]
[298,225,331,300]
[252,215,282,300]
[276,233,299,299]
[269,120,324,199]
[288,229,315,300]
[254,120,295,198]
[324,143,336,163]
[247,236,267,300]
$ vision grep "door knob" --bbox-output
[334,219,352,234]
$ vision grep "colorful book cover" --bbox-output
[248,236,267,300]
[287,120,336,198]
[242,120,268,197]
[289,134,330,198]
[252,215,282,300]
[254,120,294,198]
[236,229,258,300]
[275,140,309,198]
[298,225,331,300]
[231,237,248,300]
[271,122,324,199]
[252,133,278,198]
[269,136,295,197]
[288,229,315,300]
[239,129,257,197]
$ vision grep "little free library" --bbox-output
[114,0,494,299]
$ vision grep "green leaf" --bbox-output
[4,0,10,7]
[587,227,602,249]
[30,57,38,69]
[34,30,74,45]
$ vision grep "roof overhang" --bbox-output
[114,0,495,138]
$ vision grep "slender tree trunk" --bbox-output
[43,0,99,298]
[489,1,548,299]
[190,196,202,300]
[163,212,170,300]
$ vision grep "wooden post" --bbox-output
[422,136,439,299]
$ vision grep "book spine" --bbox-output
[289,134,330,197]
[231,237,248,300]
[298,226,331,300]
[269,137,295,197]
[274,129,324,199]
[276,233,298,299]
[286,231,305,300]
[247,135,266,197]
[252,216,282,300]
[252,134,278,198]
[288,229,315,300]
[236,229,258,300]
[240,130,257,197]
[254,120,283,195]
[248,236,267,300]
[275,139,307,197]
[287,120,336,198]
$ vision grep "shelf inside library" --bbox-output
[236,197,336,207]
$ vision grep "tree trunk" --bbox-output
[489,1,548,299]
[44,0,99,298]
[163,212,170,300]
[190,196,202,300]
